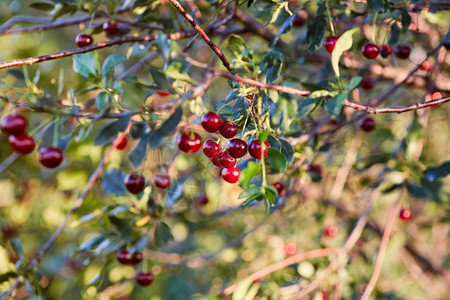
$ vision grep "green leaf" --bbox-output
[401,11,411,30]
[331,28,359,77]
[30,2,54,11]
[95,92,109,110]
[149,68,175,93]
[297,98,319,118]
[367,0,384,12]
[101,53,126,79]
[148,106,183,148]
[128,134,149,168]
[239,161,261,190]
[51,4,78,20]
[306,2,326,51]
[0,272,16,283]
[239,185,261,200]
[278,138,294,162]
[266,147,287,172]
[73,53,96,78]
[258,130,269,143]
[346,76,363,91]
[264,185,278,204]
[324,92,347,116]
[228,34,246,54]
[154,221,174,248]
[388,23,400,46]
[102,169,128,196]
[10,237,24,259]
[77,234,106,252]
[156,33,172,63]
[425,161,450,182]
[94,114,132,146]
[405,113,424,161]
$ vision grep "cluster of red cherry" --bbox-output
[75,21,119,47]
[116,249,153,286]
[123,172,171,195]
[1,114,64,168]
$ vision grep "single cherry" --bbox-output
[360,78,375,91]
[248,140,270,159]
[272,182,285,195]
[380,44,392,58]
[157,90,171,97]
[292,14,305,27]
[203,139,221,158]
[37,147,63,169]
[211,157,223,168]
[399,208,412,222]
[115,136,128,150]
[135,272,154,286]
[1,114,27,136]
[394,45,411,59]
[9,134,35,155]
[153,174,171,189]
[362,43,380,59]
[75,33,93,47]
[219,121,238,139]
[131,251,143,265]
[178,131,202,153]
[222,167,240,183]
[324,36,340,53]
[308,164,322,176]
[283,242,297,257]
[324,225,338,238]
[360,117,376,132]
[227,138,247,158]
[218,151,237,169]
[201,112,222,133]
[124,173,146,194]
[116,249,131,265]
[195,194,209,206]
[419,59,432,71]
[103,21,119,35]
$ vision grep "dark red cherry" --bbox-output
[75,33,93,47]
[292,14,305,27]
[222,167,240,183]
[131,251,143,265]
[153,174,171,189]
[135,272,154,286]
[115,136,128,150]
[103,21,119,35]
[444,42,450,51]
[248,140,270,159]
[124,173,146,194]
[380,44,392,58]
[360,78,375,91]
[399,208,411,222]
[360,117,376,132]
[308,164,322,176]
[419,59,432,71]
[324,36,340,53]
[157,90,171,97]
[1,114,27,136]
[37,147,63,169]
[9,134,35,155]
[227,138,247,158]
[272,182,285,195]
[201,112,222,133]
[362,43,380,59]
[116,249,131,265]
[195,194,209,206]
[219,121,238,139]
[218,151,237,168]
[203,139,221,158]
[178,131,202,153]
[394,45,411,59]
[323,225,338,238]
[211,157,223,168]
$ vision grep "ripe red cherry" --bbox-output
[222,167,240,183]
[9,134,35,155]
[203,139,221,158]
[195,194,209,206]
[124,173,146,194]
[324,36,340,53]
[227,138,247,158]
[131,251,143,265]
[178,131,202,153]
[399,208,412,222]
[211,157,223,168]
[103,21,119,35]
[360,117,376,132]
[157,90,171,97]
[272,182,285,195]
[308,164,322,176]
[292,14,305,27]
[218,151,237,169]
[116,249,131,265]
[153,174,171,189]
[394,45,411,59]
[201,112,222,133]
[284,242,297,257]
[135,272,154,286]
[324,225,338,238]
[419,59,432,71]
[37,147,63,169]
[75,33,93,47]
[219,121,238,139]
[115,136,128,150]
[360,78,375,91]
[1,114,27,136]
[248,140,270,159]
[380,44,393,58]
[362,43,380,59]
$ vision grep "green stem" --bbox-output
[326,2,336,36]
[336,76,344,91]
[29,117,53,136]
[52,117,60,148]
[263,196,270,216]
[372,12,378,43]
[257,97,267,187]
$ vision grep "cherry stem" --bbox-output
[257,96,267,188]
[372,12,378,43]
[326,2,336,36]
[86,13,95,35]
[190,127,195,140]
[52,117,61,148]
